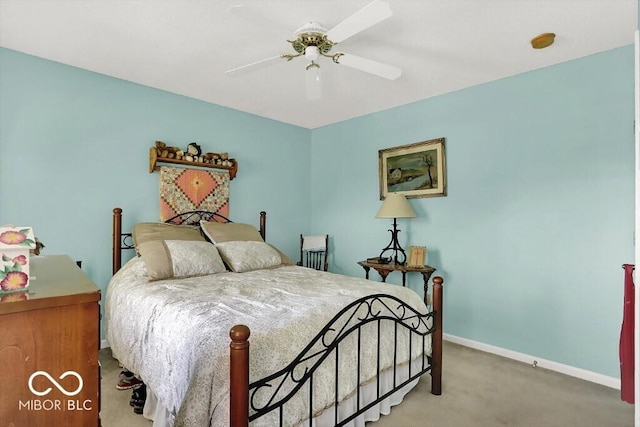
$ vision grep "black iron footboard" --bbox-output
[230,279,444,427]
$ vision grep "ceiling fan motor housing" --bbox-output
[291,22,335,56]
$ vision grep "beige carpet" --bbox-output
[99,341,634,427]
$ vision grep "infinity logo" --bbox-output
[28,371,83,397]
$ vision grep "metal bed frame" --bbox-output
[111,207,443,427]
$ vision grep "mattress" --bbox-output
[105,257,431,427]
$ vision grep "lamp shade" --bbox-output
[375,193,417,219]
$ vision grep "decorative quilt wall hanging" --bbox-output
[159,166,230,222]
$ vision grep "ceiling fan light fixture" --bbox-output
[306,60,320,71]
[305,46,320,61]
[305,64,321,100]
[531,32,555,49]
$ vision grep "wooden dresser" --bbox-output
[0,255,101,427]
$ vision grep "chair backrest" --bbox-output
[297,234,329,271]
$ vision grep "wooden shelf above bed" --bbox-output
[149,145,238,179]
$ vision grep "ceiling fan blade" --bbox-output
[225,55,283,76]
[305,65,322,100]
[325,0,392,43]
[336,53,401,80]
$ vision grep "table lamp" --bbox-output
[375,192,416,265]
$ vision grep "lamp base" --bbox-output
[379,218,407,265]
[367,256,391,264]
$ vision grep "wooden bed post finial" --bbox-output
[230,325,250,427]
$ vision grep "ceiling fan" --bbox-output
[225,0,402,100]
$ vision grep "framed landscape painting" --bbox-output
[379,138,446,199]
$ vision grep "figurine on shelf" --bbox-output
[149,142,238,179]
[187,142,202,157]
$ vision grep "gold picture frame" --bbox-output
[407,246,427,267]
[379,138,446,199]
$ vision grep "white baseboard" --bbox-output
[443,333,620,390]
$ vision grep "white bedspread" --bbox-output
[105,258,431,427]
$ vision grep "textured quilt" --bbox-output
[105,259,431,427]
[159,166,229,222]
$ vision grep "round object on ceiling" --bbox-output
[531,33,556,49]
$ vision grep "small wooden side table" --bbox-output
[357,260,436,305]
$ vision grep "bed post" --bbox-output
[230,325,250,427]
[113,208,122,275]
[259,211,266,240]
[431,276,444,395]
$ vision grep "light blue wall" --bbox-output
[1,45,634,379]
[310,46,635,378]
[0,47,311,322]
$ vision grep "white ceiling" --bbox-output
[0,1,637,129]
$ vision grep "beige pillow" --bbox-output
[199,220,293,266]
[137,240,227,281]
[215,241,282,273]
[132,222,204,248]
[199,220,263,243]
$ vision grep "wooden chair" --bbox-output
[297,234,329,271]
